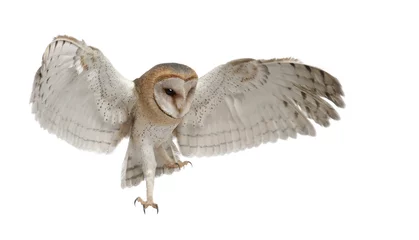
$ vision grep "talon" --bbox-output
[163,162,180,169]
[133,197,140,206]
[134,197,159,214]
[178,160,193,168]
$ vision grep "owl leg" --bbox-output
[134,168,159,213]
[155,145,192,170]
[170,141,193,168]
[133,146,159,214]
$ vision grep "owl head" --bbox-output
[135,63,198,119]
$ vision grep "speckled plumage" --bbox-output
[30,35,345,212]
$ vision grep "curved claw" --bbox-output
[143,204,159,214]
[185,161,193,167]
[134,197,159,214]
[134,197,140,207]
[175,162,181,170]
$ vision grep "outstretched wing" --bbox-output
[30,35,136,153]
[175,58,345,157]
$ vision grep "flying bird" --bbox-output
[30,35,345,213]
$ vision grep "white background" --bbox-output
[0,0,418,239]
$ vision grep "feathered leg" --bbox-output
[133,144,159,213]
[156,144,192,170]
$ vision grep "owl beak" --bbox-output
[175,97,185,111]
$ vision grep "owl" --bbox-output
[30,35,345,213]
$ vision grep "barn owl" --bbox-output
[30,35,345,213]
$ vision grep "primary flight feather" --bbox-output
[30,35,345,213]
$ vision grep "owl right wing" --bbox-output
[175,58,344,157]
[30,35,137,154]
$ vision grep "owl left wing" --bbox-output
[174,58,345,157]
[30,35,136,153]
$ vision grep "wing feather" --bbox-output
[30,35,136,153]
[175,58,344,157]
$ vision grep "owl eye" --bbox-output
[164,88,176,96]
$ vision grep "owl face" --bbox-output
[154,77,197,119]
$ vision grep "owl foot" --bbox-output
[178,160,193,168]
[164,161,192,170]
[134,197,159,214]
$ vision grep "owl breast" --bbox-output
[147,124,177,145]
[131,113,178,147]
